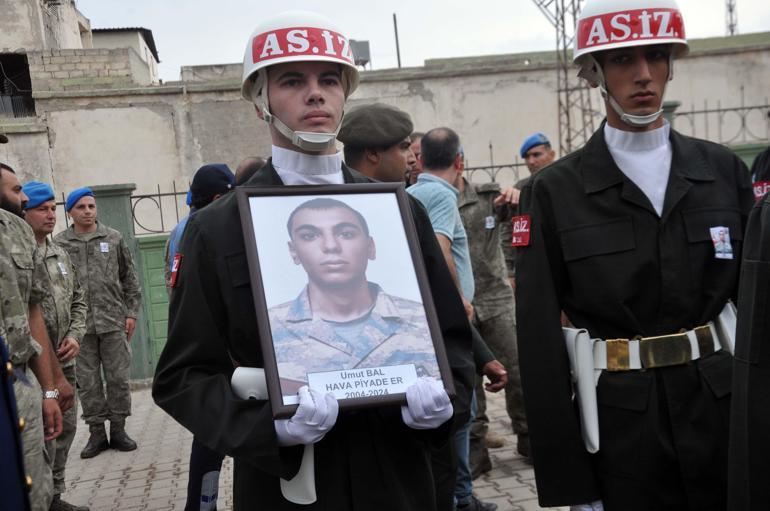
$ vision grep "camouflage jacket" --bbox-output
[39,239,87,367]
[0,210,46,364]
[54,222,141,334]
[269,283,439,386]
[458,179,515,321]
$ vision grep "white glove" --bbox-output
[570,500,604,511]
[275,386,338,446]
[400,377,453,430]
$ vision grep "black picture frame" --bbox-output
[237,183,454,419]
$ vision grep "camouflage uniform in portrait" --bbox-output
[38,239,87,496]
[270,283,439,391]
[0,209,54,510]
[458,180,528,468]
[54,222,141,450]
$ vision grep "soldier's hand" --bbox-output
[125,317,137,342]
[401,377,453,430]
[274,386,338,446]
[570,500,604,511]
[462,297,475,321]
[42,398,63,441]
[482,360,508,392]
[493,186,521,206]
[56,377,75,412]
[57,337,80,363]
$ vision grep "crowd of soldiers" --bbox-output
[4,0,770,510]
[0,153,141,511]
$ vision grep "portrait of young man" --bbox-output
[266,197,439,397]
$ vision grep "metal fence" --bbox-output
[128,163,529,236]
[672,91,770,145]
[0,94,35,118]
[131,184,189,235]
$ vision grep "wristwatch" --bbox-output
[43,389,60,400]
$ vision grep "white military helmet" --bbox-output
[573,0,689,127]
[241,11,360,152]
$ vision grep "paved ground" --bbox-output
[61,388,565,511]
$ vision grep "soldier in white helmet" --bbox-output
[514,0,753,510]
[152,11,475,510]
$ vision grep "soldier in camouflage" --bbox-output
[269,198,439,395]
[456,174,530,474]
[23,182,89,511]
[54,187,142,458]
[1,163,73,511]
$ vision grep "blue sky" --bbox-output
[76,0,770,82]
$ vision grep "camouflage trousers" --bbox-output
[471,306,527,438]
[45,364,78,495]
[14,367,54,511]
[77,331,132,425]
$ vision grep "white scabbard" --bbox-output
[563,328,601,453]
[714,301,737,355]
[231,367,317,505]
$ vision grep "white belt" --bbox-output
[563,301,737,453]
[593,322,722,371]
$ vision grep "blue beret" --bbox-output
[519,132,551,158]
[65,187,94,212]
[185,189,193,206]
[22,181,55,210]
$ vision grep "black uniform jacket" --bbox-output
[152,161,474,510]
[515,125,753,507]
[729,192,770,511]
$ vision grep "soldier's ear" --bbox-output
[288,241,300,265]
[368,237,376,260]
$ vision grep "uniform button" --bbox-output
[18,417,26,431]
[25,475,32,490]
[5,361,12,377]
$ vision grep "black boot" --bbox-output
[109,420,137,451]
[49,494,90,511]
[80,424,109,459]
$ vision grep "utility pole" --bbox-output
[726,0,738,36]
[393,13,402,68]
[531,0,597,154]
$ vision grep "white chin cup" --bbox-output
[582,55,666,128]
[250,73,338,153]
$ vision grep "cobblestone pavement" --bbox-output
[61,387,565,510]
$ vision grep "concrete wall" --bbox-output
[92,32,159,84]
[55,0,85,50]
[0,0,45,51]
[0,0,87,52]
[2,36,769,229]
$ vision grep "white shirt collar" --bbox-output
[604,120,671,152]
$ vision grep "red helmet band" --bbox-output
[576,8,685,52]
[251,26,355,66]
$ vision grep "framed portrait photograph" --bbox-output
[237,183,454,419]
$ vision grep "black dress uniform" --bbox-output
[0,338,30,511]
[152,161,475,511]
[728,192,770,511]
[750,146,770,200]
[515,123,753,510]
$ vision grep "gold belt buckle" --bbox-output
[693,325,715,356]
[639,333,691,368]
[605,339,630,371]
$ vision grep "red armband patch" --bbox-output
[170,253,183,288]
[511,215,531,247]
[754,181,770,202]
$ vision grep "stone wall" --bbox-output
[27,48,139,91]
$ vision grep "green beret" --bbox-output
[338,103,413,148]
